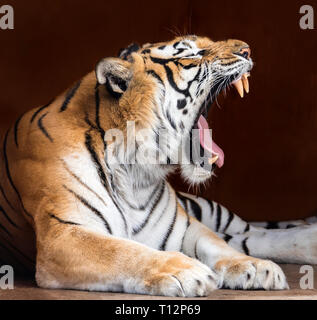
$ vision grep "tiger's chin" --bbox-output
[180,163,213,185]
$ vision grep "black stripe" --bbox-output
[146,70,165,87]
[160,202,178,250]
[220,60,238,67]
[149,58,201,101]
[149,57,190,97]
[150,56,181,66]
[126,179,162,211]
[95,83,103,132]
[244,223,250,232]
[177,99,187,110]
[182,42,192,49]
[194,241,199,259]
[286,224,296,229]
[207,199,214,212]
[30,100,53,123]
[84,111,98,130]
[153,184,171,227]
[179,121,185,131]
[164,64,191,97]
[63,185,112,234]
[84,131,128,233]
[223,234,232,243]
[215,204,221,232]
[223,211,234,233]
[13,113,25,147]
[176,193,185,207]
[166,109,177,130]
[85,132,109,188]
[0,221,12,237]
[173,48,186,56]
[38,112,53,142]
[59,80,81,112]
[242,237,249,255]
[94,83,108,152]
[183,63,197,70]
[49,213,80,226]
[62,160,108,208]
[3,130,33,219]
[176,192,188,212]
[119,43,140,60]
[197,50,206,56]
[188,198,202,221]
[180,209,191,252]
[0,184,16,212]
[133,182,165,234]
[266,221,279,229]
[0,204,18,228]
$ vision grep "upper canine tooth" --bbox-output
[208,155,219,165]
[233,79,244,98]
[242,75,249,93]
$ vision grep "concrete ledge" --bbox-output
[0,264,316,300]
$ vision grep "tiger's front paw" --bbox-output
[214,257,289,290]
[144,252,218,297]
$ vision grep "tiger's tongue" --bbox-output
[197,115,224,168]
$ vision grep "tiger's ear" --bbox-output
[96,58,132,99]
[118,43,140,61]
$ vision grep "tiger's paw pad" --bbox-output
[215,257,289,290]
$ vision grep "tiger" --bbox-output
[1,35,317,297]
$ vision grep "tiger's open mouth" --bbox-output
[193,72,250,169]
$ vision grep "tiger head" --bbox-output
[96,35,253,184]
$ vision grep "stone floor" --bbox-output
[0,264,316,300]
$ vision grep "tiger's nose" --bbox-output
[240,47,251,59]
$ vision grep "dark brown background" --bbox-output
[0,0,316,221]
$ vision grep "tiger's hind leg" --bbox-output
[217,224,317,264]
[178,192,317,264]
[250,212,317,229]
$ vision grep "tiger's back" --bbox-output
[0,73,101,273]
[0,113,37,274]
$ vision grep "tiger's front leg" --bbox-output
[36,225,218,296]
[35,208,217,296]
[180,212,289,290]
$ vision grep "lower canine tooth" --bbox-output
[208,155,219,165]
[233,79,244,98]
